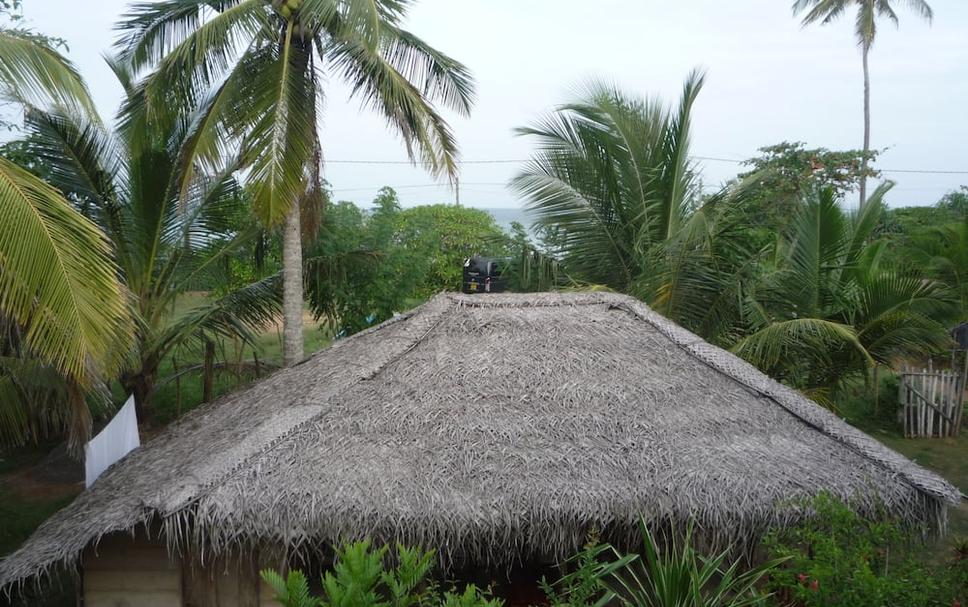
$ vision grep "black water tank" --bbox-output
[461,257,507,294]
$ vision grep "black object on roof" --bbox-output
[461,257,507,294]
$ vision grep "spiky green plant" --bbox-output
[114,0,475,366]
[545,520,783,607]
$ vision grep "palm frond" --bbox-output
[0,29,98,118]
[240,27,316,225]
[323,30,463,180]
[151,273,281,358]
[657,68,704,240]
[379,25,475,116]
[23,106,122,209]
[512,73,706,293]
[114,0,246,73]
[731,317,872,375]
[0,355,108,450]
[0,157,131,386]
[140,0,270,121]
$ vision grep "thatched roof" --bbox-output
[0,292,961,589]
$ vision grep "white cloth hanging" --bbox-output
[84,395,140,487]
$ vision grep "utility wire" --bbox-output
[324,156,968,175]
[332,182,504,193]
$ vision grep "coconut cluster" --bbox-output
[274,0,302,19]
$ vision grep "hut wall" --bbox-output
[82,531,181,607]
[82,531,277,606]
[182,552,262,607]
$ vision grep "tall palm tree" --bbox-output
[18,64,282,419]
[0,29,132,446]
[792,0,933,209]
[115,0,475,366]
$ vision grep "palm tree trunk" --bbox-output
[859,43,871,210]
[282,201,304,366]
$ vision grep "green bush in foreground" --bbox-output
[542,521,783,607]
[261,541,500,607]
[764,494,967,606]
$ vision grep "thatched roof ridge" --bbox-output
[0,292,960,591]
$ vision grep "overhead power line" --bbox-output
[881,168,968,175]
[332,182,504,193]
[324,157,968,175]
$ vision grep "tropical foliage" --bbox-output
[542,521,783,607]
[516,75,957,399]
[0,22,131,448]
[512,71,762,340]
[512,72,705,294]
[735,141,879,246]
[261,541,501,607]
[765,494,967,607]
[16,66,283,420]
[305,188,513,335]
[113,0,475,366]
[732,185,954,400]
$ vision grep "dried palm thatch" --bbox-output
[0,292,961,592]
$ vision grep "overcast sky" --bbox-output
[16,0,968,209]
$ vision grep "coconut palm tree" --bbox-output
[792,0,933,209]
[513,73,704,292]
[0,28,132,446]
[20,82,282,423]
[512,72,759,341]
[903,215,968,321]
[733,184,954,401]
[114,0,475,366]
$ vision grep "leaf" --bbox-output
[0,156,131,387]
[0,29,99,118]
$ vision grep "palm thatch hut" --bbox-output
[0,292,960,606]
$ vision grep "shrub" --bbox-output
[260,541,500,607]
[763,493,967,606]
[541,521,782,607]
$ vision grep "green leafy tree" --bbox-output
[305,197,416,335]
[395,204,511,298]
[306,191,511,335]
[737,141,879,244]
[938,186,968,217]
[793,0,933,208]
[115,0,475,367]
[0,14,131,447]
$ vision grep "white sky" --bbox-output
[17,0,968,209]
